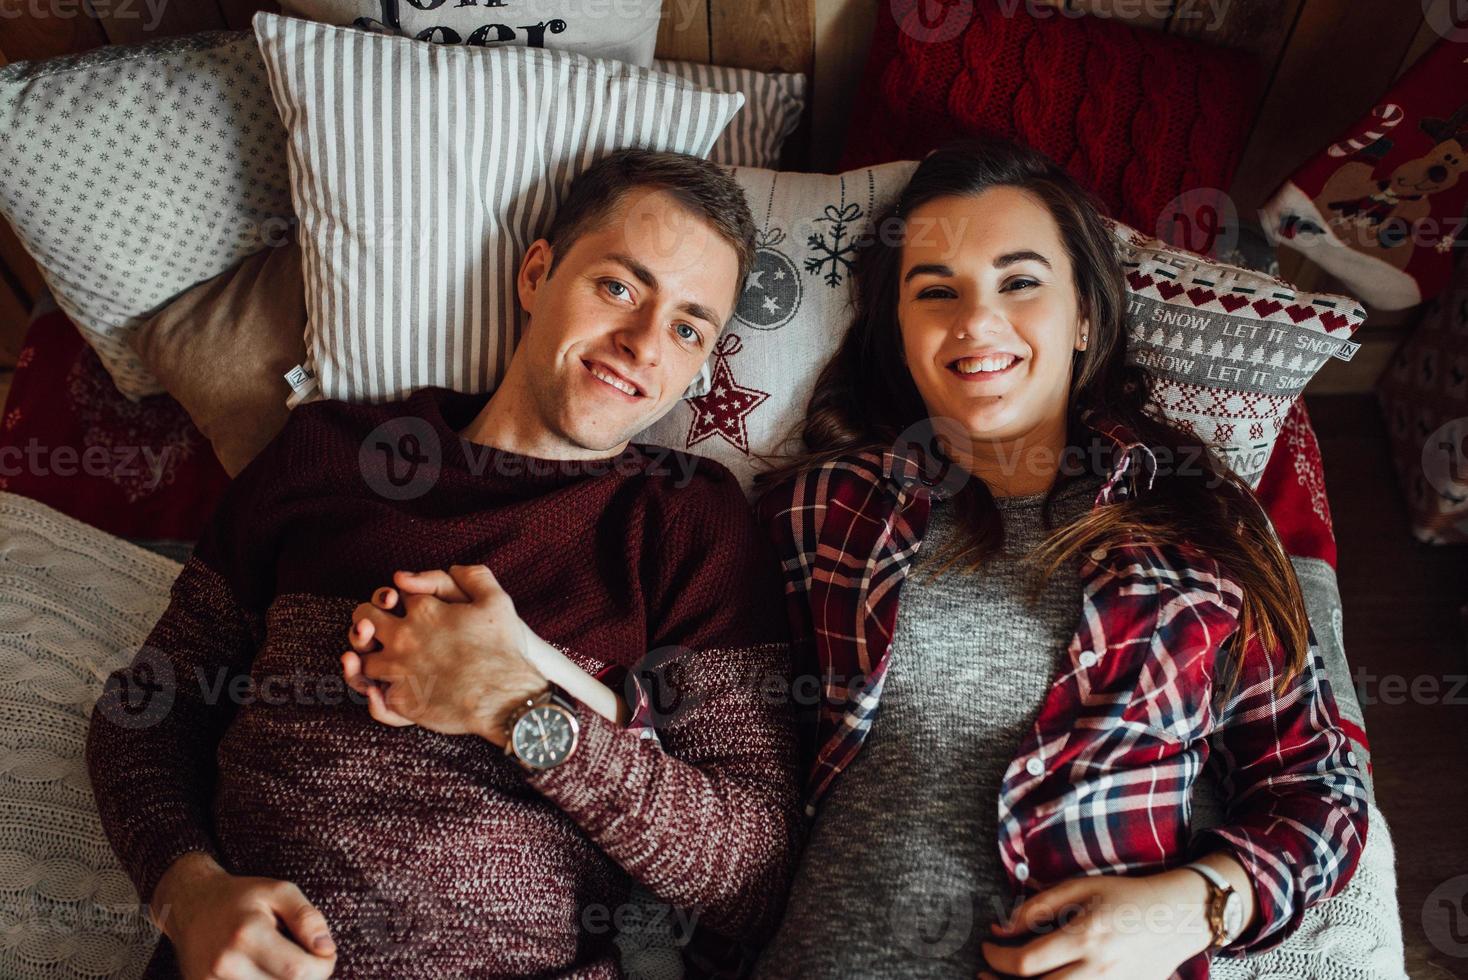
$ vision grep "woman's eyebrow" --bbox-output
[904,251,1052,283]
[903,263,953,282]
[994,250,1051,269]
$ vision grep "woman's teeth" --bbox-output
[954,355,1017,375]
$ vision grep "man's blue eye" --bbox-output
[676,323,699,342]
[605,280,629,298]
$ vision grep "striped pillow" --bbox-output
[653,60,805,169]
[279,0,663,68]
[253,11,744,404]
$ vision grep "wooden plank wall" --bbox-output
[0,0,1455,395]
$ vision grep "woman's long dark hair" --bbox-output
[755,137,1309,696]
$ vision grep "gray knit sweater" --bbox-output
[754,475,1101,979]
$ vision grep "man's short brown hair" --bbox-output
[542,149,756,313]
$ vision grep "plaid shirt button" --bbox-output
[1089,547,1107,562]
[1025,757,1044,776]
[1014,862,1030,881]
[1078,650,1099,668]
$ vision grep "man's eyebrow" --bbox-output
[605,252,723,329]
[903,251,1052,283]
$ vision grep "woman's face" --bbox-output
[897,186,1088,451]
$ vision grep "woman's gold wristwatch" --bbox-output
[1181,861,1245,950]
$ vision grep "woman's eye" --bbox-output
[1003,277,1040,292]
[917,287,955,300]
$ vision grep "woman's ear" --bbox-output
[1075,317,1091,352]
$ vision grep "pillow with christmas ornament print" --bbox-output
[635,163,1367,494]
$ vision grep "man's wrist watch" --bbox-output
[504,685,580,772]
[1181,861,1245,951]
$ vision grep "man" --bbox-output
[86,149,800,978]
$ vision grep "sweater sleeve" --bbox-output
[526,467,801,943]
[1187,626,1370,955]
[84,431,284,907]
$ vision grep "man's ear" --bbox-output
[517,239,554,317]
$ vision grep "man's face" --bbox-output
[514,187,741,453]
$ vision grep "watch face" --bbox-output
[511,704,578,771]
[1220,891,1245,940]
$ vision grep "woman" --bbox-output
[750,139,1368,980]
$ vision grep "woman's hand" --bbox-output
[978,868,1216,979]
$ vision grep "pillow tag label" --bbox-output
[284,364,320,409]
[1332,340,1361,362]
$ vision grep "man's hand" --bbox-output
[343,564,549,745]
[152,853,336,980]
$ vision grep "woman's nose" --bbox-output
[956,301,1005,339]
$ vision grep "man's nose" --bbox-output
[614,311,662,365]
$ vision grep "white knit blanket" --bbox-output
[0,493,175,978]
[0,491,1409,978]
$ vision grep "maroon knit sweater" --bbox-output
[84,387,800,978]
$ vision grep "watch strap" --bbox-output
[1181,861,1236,950]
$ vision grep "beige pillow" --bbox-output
[130,242,305,476]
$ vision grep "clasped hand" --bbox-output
[342,564,549,745]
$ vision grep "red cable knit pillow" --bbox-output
[840,1,1260,235]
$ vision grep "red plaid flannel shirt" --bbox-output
[754,413,1368,976]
